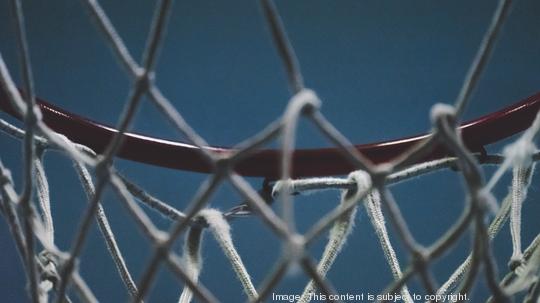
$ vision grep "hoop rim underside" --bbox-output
[1,88,539,178]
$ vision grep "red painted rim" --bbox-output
[1,89,539,178]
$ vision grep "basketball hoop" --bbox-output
[0,0,539,302]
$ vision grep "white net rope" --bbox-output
[0,0,539,302]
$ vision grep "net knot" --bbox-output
[430,103,456,126]
[345,170,372,201]
[285,234,306,262]
[410,247,430,270]
[197,209,227,231]
[430,103,456,122]
[135,69,154,91]
[37,250,60,293]
[372,164,392,186]
[291,89,321,116]
[503,138,536,168]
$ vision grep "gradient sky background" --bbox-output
[1,0,540,302]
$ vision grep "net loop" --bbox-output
[297,172,365,303]
[179,208,258,302]
[485,111,540,192]
[346,170,372,200]
[503,138,536,169]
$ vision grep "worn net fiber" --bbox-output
[0,0,539,302]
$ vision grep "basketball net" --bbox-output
[0,0,539,302]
